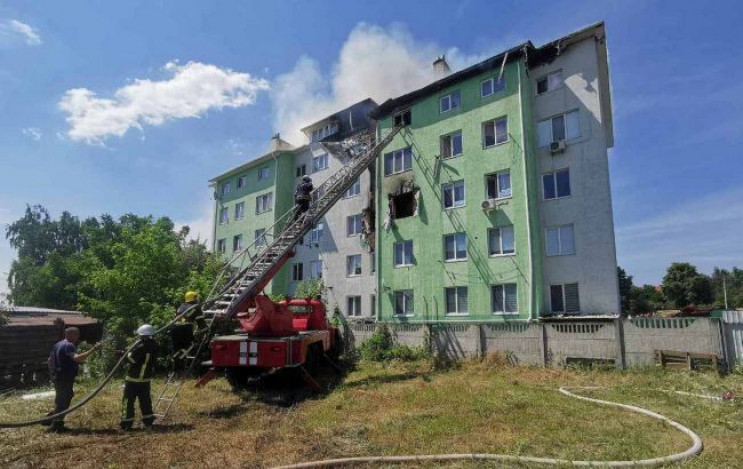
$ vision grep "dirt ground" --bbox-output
[1,359,742,468]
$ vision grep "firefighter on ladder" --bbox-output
[294,175,313,221]
[171,291,208,370]
[120,325,159,430]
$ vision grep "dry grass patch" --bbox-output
[1,360,741,468]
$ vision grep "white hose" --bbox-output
[273,387,704,468]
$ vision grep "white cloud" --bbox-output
[616,187,743,284]
[59,61,270,144]
[272,23,489,144]
[0,19,42,46]
[22,127,42,141]
[175,198,214,248]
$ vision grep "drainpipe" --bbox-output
[210,182,218,252]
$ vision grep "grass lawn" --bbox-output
[1,359,741,468]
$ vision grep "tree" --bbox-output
[662,262,714,308]
[710,267,743,309]
[617,267,633,316]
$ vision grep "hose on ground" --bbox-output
[272,386,705,468]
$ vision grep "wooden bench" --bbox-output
[655,349,720,372]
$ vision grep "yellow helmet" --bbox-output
[184,291,198,302]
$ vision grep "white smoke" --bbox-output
[272,23,489,144]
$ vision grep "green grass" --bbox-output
[1,360,741,468]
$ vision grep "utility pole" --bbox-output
[723,276,729,310]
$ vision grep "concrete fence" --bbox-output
[344,317,738,370]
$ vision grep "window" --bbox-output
[219,207,229,225]
[258,166,270,180]
[481,76,506,97]
[440,131,463,159]
[310,222,324,245]
[390,191,416,219]
[442,181,465,209]
[537,70,563,95]
[292,263,303,281]
[537,110,580,147]
[394,290,414,316]
[383,148,412,176]
[393,110,411,127]
[347,296,362,317]
[310,260,323,279]
[237,176,246,189]
[296,164,306,178]
[233,234,243,252]
[313,153,329,172]
[488,226,515,256]
[483,117,508,147]
[255,228,267,247]
[394,240,414,267]
[545,224,575,256]
[370,253,376,272]
[216,238,226,254]
[234,202,245,220]
[346,255,362,277]
[344,178,361,198]
[347,214,362,237]
[551,283,580,313]
[439,91,461,113]
[445,287,468,315]
[221,182,231,197]
[256,193,273,213]
[492,284,518,315]
[310,122,339,142]
[485,171,512,199]
[370,294,376,316]
[543,169,571,200]
[444,233,467,261]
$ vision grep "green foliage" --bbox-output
[662,262,714,308]
[293,278,325,300]
[617,267,633,316]
[5,205,225,339]
[711,267,743,309]
[359,325,429,362]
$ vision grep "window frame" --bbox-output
[536,70,563,95]
[485,170,512,200]
[542,168,571,200]
[442,180,466,209]
[393,290,414,316]
[257,166,271,181]
[545,224,575,257]
[347,296,362,317]
[383,147,413,176]
[234,202,245,220]
[550,283,580,313]
[237,175,247,189]
[232,234,243,252]
[346,254,362,277]
[393,240,414,267]
[343,178,361,198]
[346,214,363,237]
[439,90,461,113]
[221,182,231,197]
[488,226,515,257]
[310,222,324,245]
[216,238,226,254]
[219,207,229,225]
[440,130,463,159]
[443,232,467,262]
[481,76,506,98]
[312,153,329,173]
[537,110,581,147]
[256,192,274,214]
[292,262,304,282]
[445,286,468,316]
[309,260,323,279]
[393,109,411,127]
[482,116,509,148]
[296,164,307,178]
[254,228,267,247]
[492,283,518,315]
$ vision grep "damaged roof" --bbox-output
[370,21,607,120]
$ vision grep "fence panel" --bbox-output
[544,321,617,365]
[481,323,543,365]
[722,311,743,369]
[623,317,723,367]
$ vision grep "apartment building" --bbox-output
[210,99,378,317]
[370,22,619,322]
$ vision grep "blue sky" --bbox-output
[1,0,742,297]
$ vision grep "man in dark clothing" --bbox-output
[46,327,100,432]
[121,324,159,430]
[294,175,313,221]
[171,291,208,369]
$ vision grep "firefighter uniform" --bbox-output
[121,326,159,430]
[171,294,208,366]
[293,176,313,221]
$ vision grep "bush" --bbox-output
[359,325,429,362]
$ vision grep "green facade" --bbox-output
[212,151,295,295]
[375,59,542,322]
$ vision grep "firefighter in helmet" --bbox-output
[294,175,313,221]
[170,291,208,369]
[120,324,159,430]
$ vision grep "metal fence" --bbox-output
[722,311,743,369]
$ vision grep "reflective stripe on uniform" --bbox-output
[139,353,151,380]
[126,353,136,364]
[125,376,151,383]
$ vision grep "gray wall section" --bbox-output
[290,146,377,318]
[346,317,730,369]
[531,37,620,315]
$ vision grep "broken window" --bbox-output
[483,117,508,147]
[393,109,411,127]
[391,192,416,219]
[486,171,511,199]
[441,131,463,159]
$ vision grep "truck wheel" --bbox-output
[304,343,322,375]
[225,367,263,390]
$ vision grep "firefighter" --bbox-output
[171,291,208,369]
[45,327,101,432]
[120,324,159,430]
[294,175,313,221]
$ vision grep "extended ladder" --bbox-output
[203,126,401,320]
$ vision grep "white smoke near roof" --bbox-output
[272,23,489,144]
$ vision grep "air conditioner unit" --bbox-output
[481,199,497,213]
[549,140,566,154]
